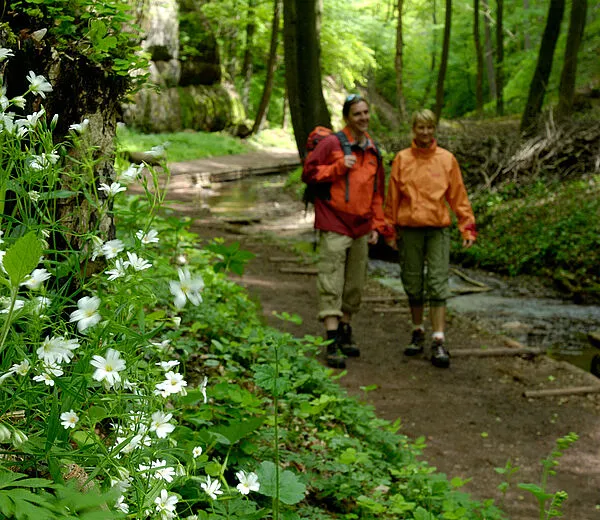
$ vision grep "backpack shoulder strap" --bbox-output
[334,131,352,156]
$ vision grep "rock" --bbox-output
[589,330,600,349]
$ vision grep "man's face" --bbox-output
[413,121,436,147]
[346,101,370,137]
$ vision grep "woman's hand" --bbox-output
[368,230,379,244]
[462,238,475,248]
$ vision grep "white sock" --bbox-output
[432,331,445,342]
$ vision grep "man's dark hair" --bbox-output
[342,94,369,118]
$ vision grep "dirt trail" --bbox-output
[187,216,600,520]
[162,154,600,520]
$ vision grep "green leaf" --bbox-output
[256,461,306,505]
[210,417,264,445]
[3,232,43,287]
[517,482,554,501]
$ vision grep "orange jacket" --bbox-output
[384,140,477,241]
[303,127,390,238]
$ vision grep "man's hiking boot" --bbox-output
[337,322,360,357]
[404,328,425,356]
[431,338,450,368]
[325,330,346,369]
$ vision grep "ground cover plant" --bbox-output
[0,58,512,519]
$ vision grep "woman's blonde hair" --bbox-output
[411,109,437,128]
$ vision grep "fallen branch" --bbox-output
[450,268,488,288]
[452,347,544,357]
[524,385,600,398]
[372,307,410,314]
[279,267,318,275]
[269,256,305,263]
[451,286,494,295]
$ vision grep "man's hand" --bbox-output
[344,155,357,169]
[368,230,379,245]
[462,238,475,248]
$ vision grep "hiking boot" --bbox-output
[325,331,346,369]
[337,322,360,357]
[404,328,425,356]
[431,339,450,368]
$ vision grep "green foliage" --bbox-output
[116,126,251,162]
[454,176,600,286]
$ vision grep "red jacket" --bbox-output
[384,139,477,241]
[302,127,390,239]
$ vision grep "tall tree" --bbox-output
[252,0,281,134]
[241,0,256,109]
[283,0,330,156]
[435,0,452,121]
[395,0,407,119]
[520,0,566,134]
[421,0,438,107]
[474,0,484,117]
[482,0,497,100]
[495,0,504,115]
[557,0,587,119]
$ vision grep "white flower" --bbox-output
[26,71,53,98]
[118,163,143,184]
[101,239,124,259]
[33,296,52,315]
[200,376,208,404]
[145,143,168,158]
[156,360,179,371]
[69,118,89,133]
[33,363,63,386]
[69,295,101,332]
[16,109,45,129]
[21,268,51,290]
[29,152,59,170]
[136,229,159,244]
[0,48,14,62]
[98,182,126,197]
[169,268,204,309]
[124,251,152,271]
[150,339,171,351]
[60,410,79,429]
[154,489,178,518]
[37,335,79,364]
[201,475,223,500]
[155,371,188,397]
[28,190,40,202]
[114,495,129,514]
[0,299,25,314]
[192,446,203,458]
[236,471,260,495]
[90,349,126,388]
[105,258,127,281]
[10,96,26,109]
[153,461,176,483]
[150,411,175,439]
[11,359,30,376]
[110,468,132,492]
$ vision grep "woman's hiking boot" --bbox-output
[431,338,450,368]
[325,330,346,369]
[404,328,425,356]
[337,322,360,357]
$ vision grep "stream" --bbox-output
[194,173,600,376]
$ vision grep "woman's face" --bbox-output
[413,120,436,148]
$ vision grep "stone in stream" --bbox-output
[588,330,600,349]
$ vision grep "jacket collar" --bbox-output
[411,138,437,156]
[342,126,375,151]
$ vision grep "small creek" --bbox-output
[198,173,600,375]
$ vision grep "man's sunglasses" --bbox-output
[345,94,362,103]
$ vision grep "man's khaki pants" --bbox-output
[316,231,369,320]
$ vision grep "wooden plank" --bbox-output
[362,295,407,303]
[524,385,600,398]
[279,267,318,275]
[452,347,544,357]
[372,307,410,314]
[268,256,304,263]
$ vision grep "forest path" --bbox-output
[158,150,600,519]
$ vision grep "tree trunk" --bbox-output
[421,0,437,107]
[520,0,566,134]
[482,0,497,100]
[283,0,331,157]
[557,0,587,119]
[474,0,484,117]
[523,0,531,50]
[435,0,452,121]
[252,0,281,134]
[395,0,407,120]
[241,0,256,110]
[495,0,504,116]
